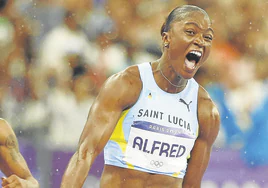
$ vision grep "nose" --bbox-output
[194,35,205,47]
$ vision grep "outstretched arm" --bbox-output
[182,86,220,188]
[61,66,142,188]
[0,119,39,188]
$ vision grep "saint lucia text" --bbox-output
[137,108,191,131]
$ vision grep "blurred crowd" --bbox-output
[0,0,268,186]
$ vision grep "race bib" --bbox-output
[124,121,196,173]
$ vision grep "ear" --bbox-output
[162,32,171,44]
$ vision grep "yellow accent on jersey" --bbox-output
[172,172,181,177]
[109,109,134,168]
[126,162,135,169]
[109,109,130,152]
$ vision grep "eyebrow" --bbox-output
[185,22,214,34]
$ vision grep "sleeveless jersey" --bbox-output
[104,62,200,178]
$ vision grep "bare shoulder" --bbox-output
[0,119,17,147]
[0,119,14,135]
[97,65,142,110]
[197,86,220,142]
[107,65,141,87]
[198,86,219,113]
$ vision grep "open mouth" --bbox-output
[185,51,202,70]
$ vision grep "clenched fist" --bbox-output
[2,175,29,188]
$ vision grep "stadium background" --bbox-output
[0,0,268,187]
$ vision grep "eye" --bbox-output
[186,30,195,35]
[204,35,213,41]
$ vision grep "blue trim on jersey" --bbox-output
[133,121,194,139]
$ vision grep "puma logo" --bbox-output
[179,98,192,112]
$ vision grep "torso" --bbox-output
[102,62,200,187]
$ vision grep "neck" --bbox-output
[154,59,188,92]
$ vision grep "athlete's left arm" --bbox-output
[0,119,39,188]
[182,86,220,188]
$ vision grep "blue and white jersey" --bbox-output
[104,62,199,178]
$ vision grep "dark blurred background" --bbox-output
[0,0,268,187]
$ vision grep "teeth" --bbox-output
[190,51,202,57]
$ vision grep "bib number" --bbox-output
[124,121,195,173]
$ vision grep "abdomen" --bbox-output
[100,165,183,188]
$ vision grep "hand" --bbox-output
[1,175,28,188]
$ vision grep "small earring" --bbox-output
[164,43,169,48]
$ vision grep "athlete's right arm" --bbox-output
[60,66,142,188]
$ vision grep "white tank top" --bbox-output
[104,62,199,178]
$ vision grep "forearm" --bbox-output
[61,152,92,188]
[182,168,202,188]
[182,141,211,187]
[182,180,201,188]
[182,167,203,188]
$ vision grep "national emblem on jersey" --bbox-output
[148,92,152,99]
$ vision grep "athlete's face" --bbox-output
[163,11,214,79]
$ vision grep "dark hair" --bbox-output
[0,0,8,11]
[160,5,210,36]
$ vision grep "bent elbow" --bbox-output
[77,142,96,166]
